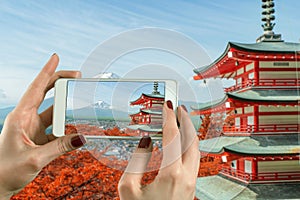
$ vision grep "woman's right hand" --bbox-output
[118,101,200,200]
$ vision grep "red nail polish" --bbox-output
[138,136,151,148]
[71,135,86,148]
[166,100,173,110]
[181,105,188,112]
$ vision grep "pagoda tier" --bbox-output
[196,176,300,199]
[191,89,300,135]
[127,82,164,135]
[129,110,162,126]
[130,93,164,108]
[193,41,300,93]
[200,134,300,183]
[194,1,300,199]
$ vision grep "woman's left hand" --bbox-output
[0,54,86,199]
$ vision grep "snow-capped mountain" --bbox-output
[67,99,129,121]
[93,72,120,79]
[93,100,111,110]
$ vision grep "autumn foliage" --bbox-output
[12,123,223,199]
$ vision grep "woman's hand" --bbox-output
[118,101,200,200]
[0,54,86,199]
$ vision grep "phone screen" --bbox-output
[64,80,166,138]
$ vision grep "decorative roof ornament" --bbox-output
[152,81,160,95]
[256,0,283,43]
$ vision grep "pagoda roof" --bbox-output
[229,41,300,54]
[227,89,300,103]
[193,41,300,80]
[130,93,164,105]
[200,134,300,156]
[130,109,162,116]
[191,89,299,113]
[141,109,162,115]
[190,96,227,111]
[200,136,247,154]
[196,175,300,200]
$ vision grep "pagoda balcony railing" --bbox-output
[254,171,300,182]
[225,79,300,92]
[220,166,251,183]
[223,124,299,133]
[140,106,162,111]
[129,121,162,125]
[221,166,300,183]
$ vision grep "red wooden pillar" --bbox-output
[254,61,259,86]
[252,158,258,180]
[253,105,259,132]
[238,158,245,172]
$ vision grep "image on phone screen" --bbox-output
[64,80,166,138]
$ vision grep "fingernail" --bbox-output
[52,53,57,56]
[166,100,173,110]
[71,135,86,148]
[138,136,151,148]
[181,105,188,112]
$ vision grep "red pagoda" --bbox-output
[127,82,164,136]
[193,1,300,199]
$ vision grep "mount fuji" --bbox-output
[66,99,129,121]
[93,100,112,110]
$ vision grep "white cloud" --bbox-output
[1,0,300,108]
[0,89,7,99]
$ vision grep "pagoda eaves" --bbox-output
[193,41,300,80]
[199,134,300,156]
[130,93,164,105]
[191,89,299,115]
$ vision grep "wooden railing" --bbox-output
[221,165,300,182]
[223,124,299,133]
[220,167,251,182]
[254,171,300,182]
[129,121,162,125]
[225,79,300,92]
[140,106,162,111]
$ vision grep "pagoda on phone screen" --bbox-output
[127,82,164,136]
[193,0,300,199]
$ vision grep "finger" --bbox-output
[45,70,82,92]
[32,134,86,169]
[39,106,53,128]
[160,101,182,170]
[177,105,200,175]
[39,71,81,127]
[119,136,152,195]
[16,54,59,111]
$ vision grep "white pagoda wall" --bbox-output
[258,160,300,173]
[259,105,299,125]
[259,61,300,79]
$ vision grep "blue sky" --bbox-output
[67,80,165,112]
[1,0,300,108]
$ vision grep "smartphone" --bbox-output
[53,78,177,138]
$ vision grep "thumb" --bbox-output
[34,134,86,169]
[118,136,152,194]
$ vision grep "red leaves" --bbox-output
[11,124,218,199]
[11,150,124,199]
[11,124,157,199]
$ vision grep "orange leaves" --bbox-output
[198,156,223,177]
[11,125,157,199]
[65,124,130,137]
[12,150,124,199]
[11,124,216,199]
